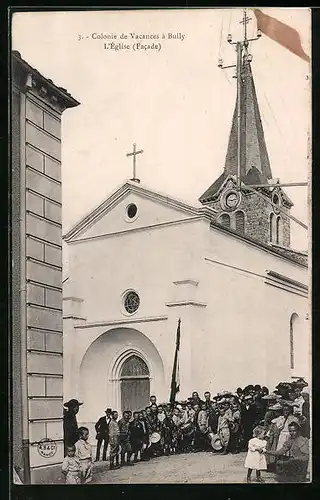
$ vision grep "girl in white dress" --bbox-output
[244,426,267,482]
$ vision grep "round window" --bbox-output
[123,291,140,314]
[127,203,137,219]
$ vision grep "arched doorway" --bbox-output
[120,355,150,412]
[79,327,165,422]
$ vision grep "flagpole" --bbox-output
[169,318,181,408]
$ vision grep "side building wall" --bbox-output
[24,93,64,482]
[11,51,79,484]
[12,83,23,479]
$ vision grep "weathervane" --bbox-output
[217,9,308,231]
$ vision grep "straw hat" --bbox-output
[262,393,278,400]
[281,400,295,407]
[268,403,282,410]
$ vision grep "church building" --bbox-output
[63,43,309,433]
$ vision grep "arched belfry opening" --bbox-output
[120,355,150,412]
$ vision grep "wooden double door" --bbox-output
[121,378,150,413]
[120,355,150,413]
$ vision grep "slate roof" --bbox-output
[200,57,273,203]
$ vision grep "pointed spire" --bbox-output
[224,54,272,185]
[199,56,272,203]
[200,11,273,204]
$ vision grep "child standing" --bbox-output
[109,410,121,470]
[217,405,231,455]
[61,445,81,484]
[244,425,267,483]
[75,426,94,484]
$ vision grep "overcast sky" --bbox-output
[12,8,311,261]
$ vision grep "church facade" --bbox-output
[63,181,309,430]
[63,51,309,432]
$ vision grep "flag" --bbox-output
[169,318,181,406]
[252,8,310,63]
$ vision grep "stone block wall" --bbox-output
[12,84,23,477]
[210,189,291,246]
[12,50,79,483]
[24,94,65,475]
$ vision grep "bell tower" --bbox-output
[199,10,293,247]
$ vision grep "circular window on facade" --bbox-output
[127,203,138,219]
[123,291,140,314]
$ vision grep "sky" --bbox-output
[12,8,311,265]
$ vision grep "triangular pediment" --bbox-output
[64,181,202,242]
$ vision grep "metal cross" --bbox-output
[240,8,251,43]
[126,143,143,182]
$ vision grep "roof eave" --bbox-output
[12,51,80,108]
[209,220,308,268]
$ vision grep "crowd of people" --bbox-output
[62,378,310,484]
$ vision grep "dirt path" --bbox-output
[92,451,279,484]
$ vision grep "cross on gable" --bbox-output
[126,143,144,183]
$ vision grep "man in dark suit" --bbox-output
[95,408,112,461]
[189,392,204,408]
[129,411,145,462]
[240,395,259,450]
[63,399,83,457]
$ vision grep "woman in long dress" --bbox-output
[217,405,231,454]
[265,403,283,471]
[276,403,299,452]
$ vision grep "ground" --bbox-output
[92,452,280,484]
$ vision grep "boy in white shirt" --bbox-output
[61,445,81,484]
[75,426,94,483]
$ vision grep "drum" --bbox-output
[210,433,223,451]
[229,421,240,433]
[150,432,161,444]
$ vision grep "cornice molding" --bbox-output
[12,51,80,112]
[173,280,199,287]
[265,270,308,298]
[63,296,84,302]
[166,301,207,308]
[65,216,202,244]
[266,270,308,291]
[73,315,168,329]
[264,280,308,298]
[63,315,87,321]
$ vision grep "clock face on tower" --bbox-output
[226,192,239,208]
[221,189,241,211]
